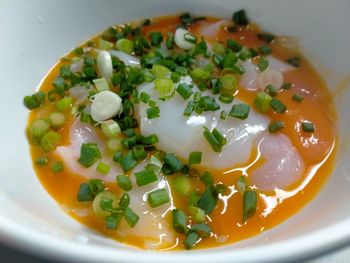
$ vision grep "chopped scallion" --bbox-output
[227,39,243,52]
[200,171,214,186]
[51,162,63,173]
[154,78,174,98]
[215,183,228,194]
[282,82,292,90]
[258,45,272,55]
[106,138,122,152]
[132,145,147,161]
[257,33,276,43]
[232,10,249,26]
[254,92,272,113]
[116,175,132,192]
[203,127,222,152]
[77,183,94,202]
[119,151,138,172]
[286,56,301,68]
[188,151,202,165]
[77,179,104,202]
[56,97,73,111]
[116,38,134,54]
[197,186,218,214]
[190,223,212,238]
[163,153,184,174]
[151,64,170,78]
[124,207,139,227]
[166,32,175,49]
[212,42,226,55]
[243,190,257,222]
[265,84,278,97]
[48,112,65,127]
[41,131,62,152]
[172,209,188,233]
[212,128,227,146]
[139,91,150,103]
[183,101,195,116]
[147,106,160,119]
[35,156,48,166]
[188,205,205,223]
[23,91,46,110]
[184,231,200,250]
[93,78,110,92]
[236,176,247,193]
[80,112,91,124]
[118,193,130,210]
[176,83,193,100]
[188,190,200,206]
[100,120,121,138]
[135,169,158,186]
[270,98,287,113]
[96,162,110,175]
[149,32,163,46]
[190,68,210,82]
[98,39,114,50]
[220,110,228,120]
[147,188,170,208]
[29,119,50,141]
[229,103,250,120]
[302,121,315,133]
[269,121,285,133]
[218,94,234,104]
[258,58,269,72]
[173,176,192,197]
[78,143,102,168]
[142,134,159,145]
[292,93,304,102]
[105,214,122,229]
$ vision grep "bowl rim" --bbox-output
[0,212,350,262]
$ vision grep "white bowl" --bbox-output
[1,0,350,262]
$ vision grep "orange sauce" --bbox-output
[27,15,337,250]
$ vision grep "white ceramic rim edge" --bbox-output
[0,213,349,262]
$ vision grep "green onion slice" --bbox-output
[147,188,170,208]
[229,103,250,120]
[243,190,257,222]
[172,209,188,233]
[134,169,158,186]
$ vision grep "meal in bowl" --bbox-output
[23,10,337,250]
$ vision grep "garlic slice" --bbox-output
[90,91,122,122]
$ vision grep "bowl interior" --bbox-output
[1,0,350,262]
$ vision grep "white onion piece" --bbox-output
[70,59,83,73]
[199,20,230,39]
[90,91,122,122]
[257,69,284,90]
[250,133,305,191]
[68,85,92,105]
[239,60,259,91]
[97,51,113,79]
[174,28,195,50]
[267,56,295,73]
[239,56,295,91]
[110,50,140,67]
